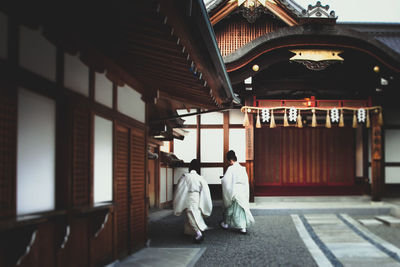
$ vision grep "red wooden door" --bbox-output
[255,127,355,186]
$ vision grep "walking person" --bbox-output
[173,159,213,243]
[220,150,254,234]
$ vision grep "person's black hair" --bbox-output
[227,150,237,162]
[189,159,200,174]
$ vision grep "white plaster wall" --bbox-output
[117,85,145,123]
[0,12,7,59]
[167,168,173,201]
[17,88,55,215]
[174,167,187,184]
[355,127,364,177]
[174,129,196,163]
[229,109,244,125]
[94,116,113,203]
[385,167,400,184]
[95,73,113,108]
[160,167,166,203]
[64,54,89,96]
[19,26,56,81]
[200,129,223,163]
[385,129,400,162]
[201,167,223,184]
[229,129,246,163]
[201,111,223,125]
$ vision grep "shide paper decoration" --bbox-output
[242,106,383,128]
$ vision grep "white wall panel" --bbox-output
[95,73,113,108]
[201,129,223,163]
[19,26,56,81]
[0,12,7,59]
[64,54,89,96]
[117,85,145,123]
[386,167,400,184]
[174,129,196,163]
[160,167,166,203]
[201,167,223,184]
[17,88,55,215]
[229,129,246,163]
[229,109,244,125]
[167,168,173,201]
[201,111,223,125]
[94,116,113,203]
[385,129,400,162]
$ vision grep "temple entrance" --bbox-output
[254,127,361,196]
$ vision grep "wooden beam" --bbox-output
[157,90,215,109]
[210,1,238,25]
[264,1,298,26]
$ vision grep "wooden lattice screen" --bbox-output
[0,87,17,217]
[214,15,285,56]
[115,124,130,255]
[130,128,146,249]
[72,108,90,207]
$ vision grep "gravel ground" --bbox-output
[351,215,400,249]
[149,206,318,267]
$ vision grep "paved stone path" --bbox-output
[116,198,400,267]
[292,213,400,266]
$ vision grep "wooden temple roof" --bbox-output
[206,0,305,26]
[204,0,400,104]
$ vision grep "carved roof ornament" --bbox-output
[238,0,270,23]
[289,49,343,71]
[301,1,336,19]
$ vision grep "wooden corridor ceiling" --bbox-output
[1,0,239,116]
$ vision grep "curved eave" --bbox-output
[159,0,240,107]
[224,24,400,74]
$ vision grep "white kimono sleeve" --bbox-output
[198,178,212,217]
[173,175,188,216]
[221,166,235,208]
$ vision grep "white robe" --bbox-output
[221,162,255,225]
[173,170,213,231]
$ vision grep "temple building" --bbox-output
[0,0,399,266]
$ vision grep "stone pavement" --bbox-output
[112,196,400,267]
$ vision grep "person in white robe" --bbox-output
[220,150,254,234]
[173,159,212,243]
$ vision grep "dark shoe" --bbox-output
[193,234,204,244]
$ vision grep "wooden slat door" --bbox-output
[255,127,355,185]
[115,124,130,256]
[254,128,281,184]
[130,128,146,249]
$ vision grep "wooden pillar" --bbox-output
[244,99,255,202]
[371,111,383,201]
